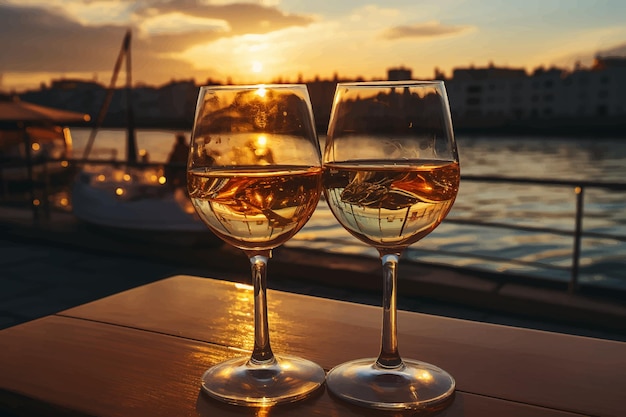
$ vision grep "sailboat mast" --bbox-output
[82,29,138,162]
[124,31,138,164]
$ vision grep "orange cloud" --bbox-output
[381,21,473,40]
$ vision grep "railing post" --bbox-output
[41,157,50,221]
[569,186,584,294]
[21,126,39,225]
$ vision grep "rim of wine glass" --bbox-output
[198,83,309,91]
[336,80,445,88]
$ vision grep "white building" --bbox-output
[443,58,626,130]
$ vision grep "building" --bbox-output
[16,57,626,134]
[388,67,413,81]
[445,58,626,132]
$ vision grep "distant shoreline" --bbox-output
[69,120,626,139]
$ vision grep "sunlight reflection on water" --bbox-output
[71,129,626,290]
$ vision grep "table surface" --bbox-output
[0,275,624,417]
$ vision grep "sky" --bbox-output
[1,0,626,92]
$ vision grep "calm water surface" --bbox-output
[71,129,626,290]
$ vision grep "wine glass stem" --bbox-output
[377,253,403,368]
[249,252,275,364]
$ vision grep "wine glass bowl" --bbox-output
[323,160,459,251]
[188,84,325,406]
[323,80,459,410]
[189,85,323,252]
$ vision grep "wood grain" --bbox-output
[58,275,626,417]
[0,316,585,417]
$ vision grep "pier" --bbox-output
[2,205,625,341]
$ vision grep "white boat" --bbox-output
[71,164,217,246]
[69,30,218,246]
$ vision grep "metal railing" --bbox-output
[2,157,625,294]
[452,175,626,293]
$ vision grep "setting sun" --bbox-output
[251,61,263,73]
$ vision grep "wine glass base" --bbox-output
[201,354,326,407]
[326,357,455,410]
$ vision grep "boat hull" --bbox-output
[71,170,221,247]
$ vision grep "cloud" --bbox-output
[598,42,626,57]
[381,21,474,41]
[4,0,135,25]
[0,4,131,72]
[549,40,626,69]
[133,1,314,36]
[140,12,231,36]
[0,1,316,87]
[531,25,626,70]
[138,2,315,53]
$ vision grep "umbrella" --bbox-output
[0,95,90,124]
[0,95,90,222]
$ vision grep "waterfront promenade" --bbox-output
[1,206,625,341]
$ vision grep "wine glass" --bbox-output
[188,84,325,406]
[322,80,459,410]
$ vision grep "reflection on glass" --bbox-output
[323,81,458,411]
[188,84,325,407]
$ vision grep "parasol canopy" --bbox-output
[0,95,90,124]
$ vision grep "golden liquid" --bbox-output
[323,160,460,250]
[188,166,322,250]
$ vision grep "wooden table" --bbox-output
[0,275,624,416]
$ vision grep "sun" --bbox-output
[251,61,263,73]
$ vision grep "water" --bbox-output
[70,128,626,290]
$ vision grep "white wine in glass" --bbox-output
[188,84,325,406]
[323,80,460,410]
